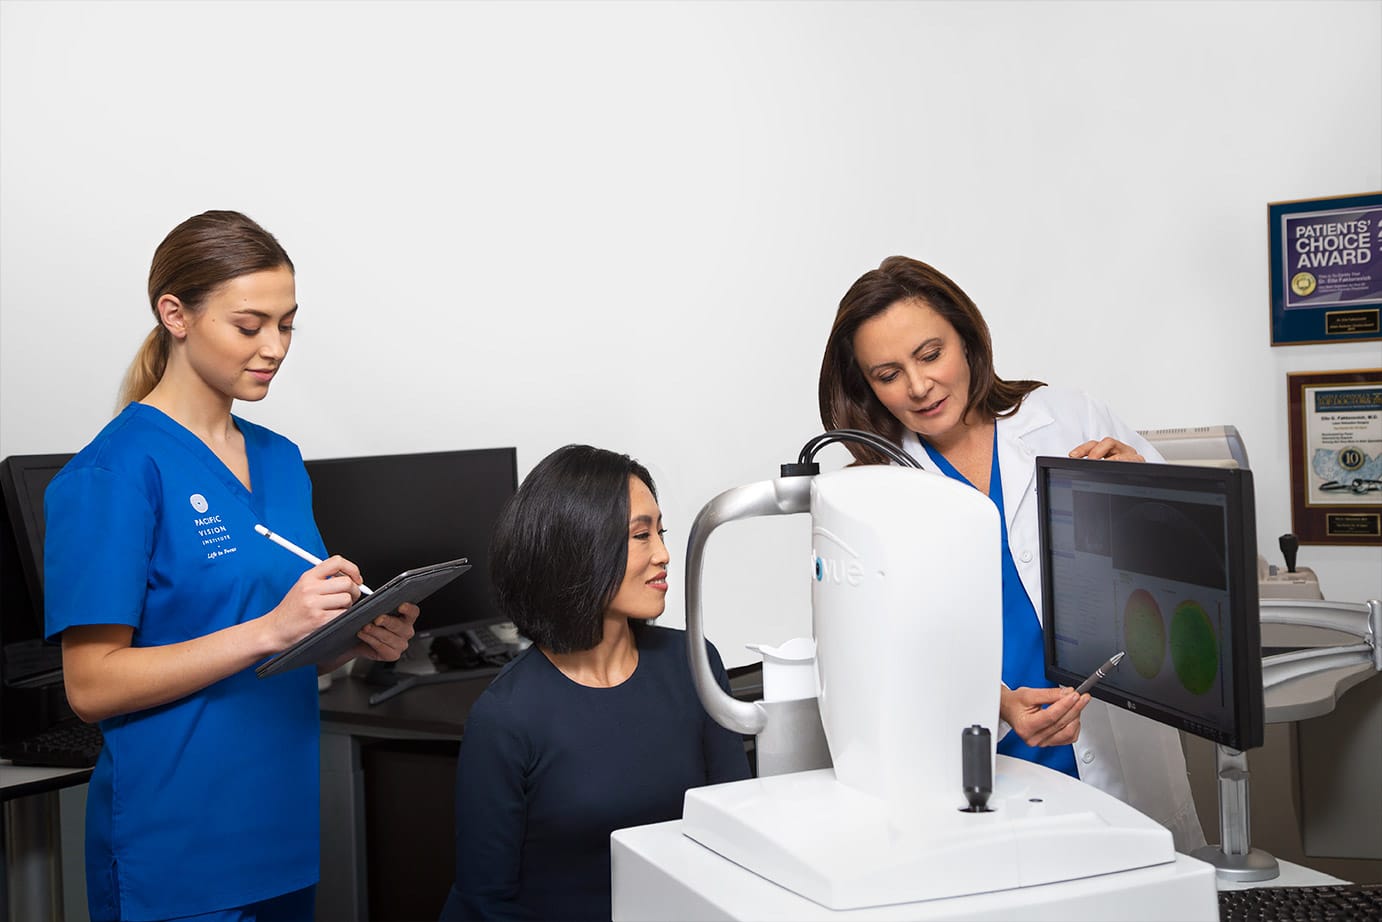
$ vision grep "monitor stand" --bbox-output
[1190,744,1279,882]
[1194,597,1381,882]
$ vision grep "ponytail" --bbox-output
[116,325,170,411]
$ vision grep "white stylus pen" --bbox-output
[254,523,374,595]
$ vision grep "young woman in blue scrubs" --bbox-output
[44,210,421,921]
[816,256,1204,853]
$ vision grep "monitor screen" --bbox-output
[0,453,75,684]
[1036,457,1263,751]
[304,448,517,636]
[0,454,74,621]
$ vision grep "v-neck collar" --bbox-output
[129,403,260,503]
[919,427,1000,498]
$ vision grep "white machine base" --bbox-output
[680,757,1189,910]
[612,822,1218,921]
[612,756,1219,920]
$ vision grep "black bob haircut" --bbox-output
[490,444,657,654]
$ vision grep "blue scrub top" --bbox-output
[45,403,325,921]
[921,430,1078,778]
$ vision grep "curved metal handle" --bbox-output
[685,476,813,735]
[1261,598,1381,670]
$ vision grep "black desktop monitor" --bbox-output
[1036,457,1264,752]
[304,448,517,636]
[0,454,75,688]
[0,454,73,621]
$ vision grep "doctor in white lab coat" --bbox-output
[818,256,1206,853]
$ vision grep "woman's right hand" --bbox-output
[61,555,367,723]
[263,556,364,651]
[1000,685,1089,747]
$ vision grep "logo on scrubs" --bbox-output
[191,493,236,559]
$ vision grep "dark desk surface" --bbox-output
[0,762,91,801]
[317,669,490,739]
[318,661,766,740]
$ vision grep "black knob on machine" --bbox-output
[1279,533,1299,574]
[960,724,993,813]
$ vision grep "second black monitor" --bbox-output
[305,448,517,636]
[1036,456,1263,752]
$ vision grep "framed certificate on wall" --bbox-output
[1269,193,1382,346]
[1287,369,1382,544]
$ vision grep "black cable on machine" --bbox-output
[780,429,923,477]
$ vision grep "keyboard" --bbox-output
[0,720,103,768]
[1219,882,1382,920]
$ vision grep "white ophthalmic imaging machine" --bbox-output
[608,431,1245,921]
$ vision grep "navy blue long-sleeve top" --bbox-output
[440,624,751,921]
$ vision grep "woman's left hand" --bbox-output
[352,602,421,662]
[1069,438,1145,462]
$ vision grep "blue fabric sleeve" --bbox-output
[704,641,752,784]
[441,693,534,921]
[44,465,156,640]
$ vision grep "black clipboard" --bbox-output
[255,558,471,678]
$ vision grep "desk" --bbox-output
[316,669,486,922]
[0,762,90,922]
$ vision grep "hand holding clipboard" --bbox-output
[253,524,470,678]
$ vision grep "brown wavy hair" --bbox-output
[117,211,294,409]
[818,256,1044,465]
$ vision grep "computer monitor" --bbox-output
[0,454,75,685]
[304,448,517,636]
[1036,457,1264,752]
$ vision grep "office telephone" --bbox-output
[430,620,527,670]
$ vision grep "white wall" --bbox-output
[2,0,1379,667]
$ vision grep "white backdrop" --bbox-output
[2,0,1379,667]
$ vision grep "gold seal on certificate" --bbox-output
[1290,271,1317,297]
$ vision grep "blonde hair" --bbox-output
[117,326,173,411]
[117,210,294,410]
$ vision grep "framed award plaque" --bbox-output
[1287,369,1382,544]
[1269,193,1382,346]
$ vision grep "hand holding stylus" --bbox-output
[254,524,374,594]
[1075,651,1125,695]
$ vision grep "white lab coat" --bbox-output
[902,384,1207,853]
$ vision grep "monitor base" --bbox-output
[1190,844,1280,883]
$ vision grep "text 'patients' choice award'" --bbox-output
[1268,192,1382,346]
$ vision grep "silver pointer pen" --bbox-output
[1075,651,1125,694]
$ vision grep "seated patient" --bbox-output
[440,444,751,921]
